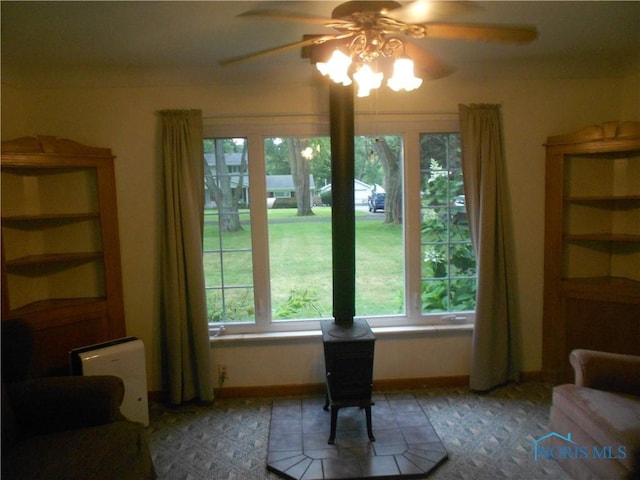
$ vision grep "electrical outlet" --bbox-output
[217,364,228,388]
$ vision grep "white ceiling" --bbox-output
[2,1,639,87]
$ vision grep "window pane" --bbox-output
[266,136,333,321]
[205,288,254,323]
[264,135,405,321]
[355,135,404,316]
[203,138,255,323]
[420,133,476,313]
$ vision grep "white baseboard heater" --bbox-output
[71,337,149,426]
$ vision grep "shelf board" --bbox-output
[1,212,100,225]
[560,276,640,302]
[565,233,640,242]
[6,251,103,269]
[8,297,107,315]
[562,276,639,286]
[566,195,640,202]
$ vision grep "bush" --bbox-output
[275,288,325,319]
[272,198,298,209]
[206,291,254,322]
[320,189,332,206]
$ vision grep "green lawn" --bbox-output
[265,207,371,220]
[203,207,404,320]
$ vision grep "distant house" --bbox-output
[320,179,377,206]
[266,174,316,203]
[204,152,249,206]
[204,153,315,207]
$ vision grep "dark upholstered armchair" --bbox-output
[1,319,156,479]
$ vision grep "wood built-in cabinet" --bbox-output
[542,121,640,383]
[1,136,125,376]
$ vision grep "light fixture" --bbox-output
[316,31,423,97]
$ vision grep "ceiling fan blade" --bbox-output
[403,39,456,79]
[238,9,340,26]
[387,1,480,23]
[219,35,338,66]
[420,23,538,43]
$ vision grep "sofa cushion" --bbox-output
[1,420,154,480]
[553,384,640,472]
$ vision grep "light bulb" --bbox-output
[316,49,352,86]
[353,64,383,97]
[387,57,423,92]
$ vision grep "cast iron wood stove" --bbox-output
[319,82,376,445]
[321,319,376,444]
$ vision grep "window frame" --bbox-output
[203,112,475,335]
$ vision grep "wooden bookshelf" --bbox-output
[542,121,640,383]
[1,136,125,376]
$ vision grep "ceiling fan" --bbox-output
[220,1,538,96]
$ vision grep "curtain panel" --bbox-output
[459,104,520,392]
[159,109,214,404]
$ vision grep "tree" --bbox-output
[286,137,314,216]
[308,137,331,191]
[419,133,461,193]
[373,137,402,224]
[204,138,246,232]
[265,138,291,175]
[355,136,384,187]
[420,133,475,312]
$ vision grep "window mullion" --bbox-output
[247,133,272,328]
[403,129,422,318]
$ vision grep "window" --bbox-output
[203,115,476,334]
[265,136,333,320]
[354,135,404,317]
[420,133,476,313]
[203,138,255,323]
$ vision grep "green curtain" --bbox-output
[459,104,520,392]
[159,109,214,404]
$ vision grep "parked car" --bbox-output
[368,193,385,213]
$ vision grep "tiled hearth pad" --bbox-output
[267,393,447,479]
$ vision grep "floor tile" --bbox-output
[267,393,447,479]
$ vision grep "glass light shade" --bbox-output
[387,57,423,92]
[353,64,383,97]
[316,49,352,86]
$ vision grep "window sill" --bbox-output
[210,323,473,344]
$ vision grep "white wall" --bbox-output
[2,71,638,392]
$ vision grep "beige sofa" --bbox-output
[550,349,640,480]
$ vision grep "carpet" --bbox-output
[148,383,572,479]
[267,393,447,479]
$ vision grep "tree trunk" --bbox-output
[374,139,402,224]
[208,139,243,232]
[287,137,314,216]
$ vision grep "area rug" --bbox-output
[267,393,447,479]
